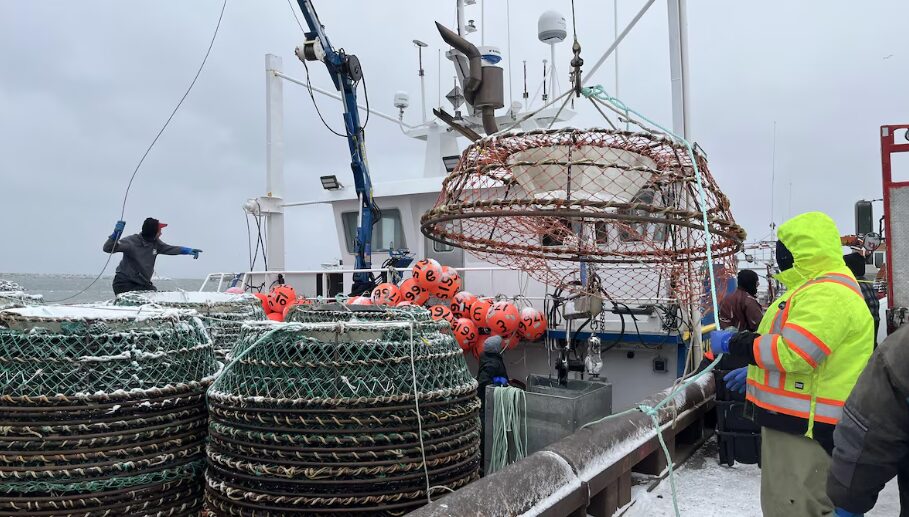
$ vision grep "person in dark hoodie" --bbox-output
[827,325,909,517]
[843,251,881,344]
[719,269,764,332]
[103,218,202,295]
[476,335,509,396]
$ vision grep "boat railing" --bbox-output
[409,365,717,517]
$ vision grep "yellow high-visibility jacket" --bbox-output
[746,212,873,442]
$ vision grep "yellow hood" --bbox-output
[776,212,847,288]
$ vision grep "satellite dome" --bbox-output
[538,10,567,43]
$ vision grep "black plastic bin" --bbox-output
[713,362,762,467]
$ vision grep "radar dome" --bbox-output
[538,10,567,43]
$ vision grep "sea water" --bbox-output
[0,273,201,304]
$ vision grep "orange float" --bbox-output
[411,258,443,293]
[371,283,401,306]
[487,301,520,336]
[398,278,429,306]
[469,298,492,328]
[266,312,283,321]
[433,266,462,300]
[450,291,477,319]
[518,307,547,341]
[268,285,296,313]
[253,292,269,313]
[451,317,478,352]
[429,304,454,323]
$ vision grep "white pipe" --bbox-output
[265,54,286,271]
[667,0,691,139]
[583,0,657,87]
[274,71,418,129]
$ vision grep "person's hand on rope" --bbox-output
[723,367,748,394]
[110,220,126,240]
[709,329,735,355]
[180,247,203,259]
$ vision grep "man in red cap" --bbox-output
[103,217,202,295]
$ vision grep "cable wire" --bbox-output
[48,0,228,303]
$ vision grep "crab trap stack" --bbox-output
[0,305,219,516]
[115,291,266,360]
[0,280,42,311]
[205,304,481,515]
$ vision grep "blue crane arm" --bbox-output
[295,0,376,284]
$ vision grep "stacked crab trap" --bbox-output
[205,303,481,516]
[115,291,266,360]
[0,305,219,516]
[0,280,42,311]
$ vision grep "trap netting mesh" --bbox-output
[206,305,480,516]
[0,305,219,516]
[115,291,266,359]
[421,127,745,312]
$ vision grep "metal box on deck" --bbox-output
[483,375,612,473]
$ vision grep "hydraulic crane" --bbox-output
[293,0,379,293]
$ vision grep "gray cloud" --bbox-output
[1,0,905,279]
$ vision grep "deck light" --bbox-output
[320,175,344,191]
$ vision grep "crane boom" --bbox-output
[294,0,377,289]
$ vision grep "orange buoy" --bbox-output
[268,285,296,313]
[518,307,547,341]
[433,266,462,300]
[450,291,477,319]
[429,304,454,323]
[451,317,478,352]
[370,283,401,306]
[398,278,429,306]
[469,298,492,328]
[487,301,520,336]
[411,258,443,293]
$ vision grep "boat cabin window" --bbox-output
[341,209,406,253]
[433,240,454,253]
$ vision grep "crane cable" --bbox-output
[50,0,228,303]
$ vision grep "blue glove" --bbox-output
[723,367,748,394]
[110,220,126,240]
[492,376,508,386]
[180,247,203,259]
[709,330,735,355]
[834,508,863,517]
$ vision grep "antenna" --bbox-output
[770,120,777,236]
[413,40,429,123]
[522,60,529,109]
[542,59,548,102]
[538,10,567,101]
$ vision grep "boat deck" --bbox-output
[622,437,901,517]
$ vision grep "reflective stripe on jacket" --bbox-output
[745,212,874,438]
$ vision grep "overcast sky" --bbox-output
[1,0,907,279]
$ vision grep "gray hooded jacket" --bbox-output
[103,234,184,289]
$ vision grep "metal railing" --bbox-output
[410,375,716,517]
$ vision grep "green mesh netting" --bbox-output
[114,291,266,359]
[206,305,481,516]
[0,305,218,515]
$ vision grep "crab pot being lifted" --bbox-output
[421,127,745,311]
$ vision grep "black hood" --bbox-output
[141,218,160,240]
